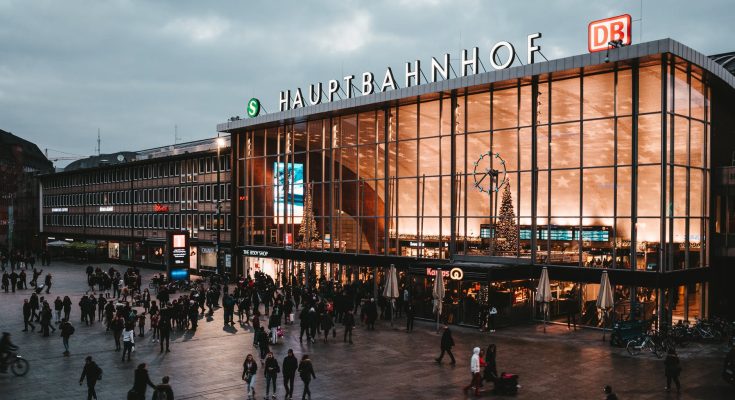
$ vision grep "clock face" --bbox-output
[472,152,508,193]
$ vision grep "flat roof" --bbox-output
[218,38,735,133]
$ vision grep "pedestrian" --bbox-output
[343,310,355,344]
[365,298,378,330]
[79,355,102,400]
[603,385,618,400]
[463,347,482,396]
[152,375,174,400]
[321,312,334,343]
[60,318,75,356]
[435,325,456,364]
[18,270,27,290]
[488,305,498,333]
[54,296,63,323]
[150,312,160,342]
[242,353,258,400]
[483,344,498,384]
[268,312,280,344]
[257,326,270,365]
[264,351,280,399]
[406,302,415,332]
[30,292,40,321]
[566,300,578,331]
[122,322,135,361]
[44,273,52,294]
[130,363,156,400]
[22,299,35,332]
[97,294,107,322]
[298,354,316,400]
[112,315,124,351]
[282,349,298,400]
[137,312,146,338]
[664,348,682,392]
[299,307,310,343]
[63,295,72,321]
[159,315,171,353]
[40,302,54,336]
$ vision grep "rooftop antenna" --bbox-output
[96,129,101,156]
[632,0,644,42]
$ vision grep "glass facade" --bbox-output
[237,55,711,272]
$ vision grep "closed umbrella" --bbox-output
[432,269,445,331]
[382,265,400,326]
[535,267,552,333]
[596,270,614,341]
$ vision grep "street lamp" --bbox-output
[216,136,226,277]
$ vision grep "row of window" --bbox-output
[44,213,232,232]
[43,184,233,207]
[44,154,231,189]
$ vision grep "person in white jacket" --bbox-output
[121,323,135,362]
[463,347,482,396]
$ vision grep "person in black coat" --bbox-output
[664,348,682,392]
[298,354,316,400]
[435,325,456,364]
[299,307,310,343]
[343,310,355,344]
[365,298,378,330]
[257,327,270,364]
[264,352,280,399]
[242,354,258,399]
[282,349,298,399]
[159,315,172,353]
[405,302,415,332]
[22,299,35,332]
[131,363,156,400]
[79,356,101,400]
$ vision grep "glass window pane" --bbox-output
[551,169,579,217]
[583,168,614,216]
[617,117,633,165]
[492,130,518,172]
[466,133,491,173]
[673,167,687,217]
[441,136,452,175]
[422,177,440,216]
[340,115,357,147]
[519,128,532,171]
[467,92,490,132]
[583,119,614,167]
[537,126,549,170]
[397,178,417,216]
[690,121,704,168]
[674,63,689,116]
[519,85,533,127]
[397,140,417,177]
[358,112,376,145]
[551,77,580,123]
[673,116,688,165]
[583,72,614,119]
[690,168,704,217]
[537,170,549,217]
[638,114,661,164]
[493,87,518,129]
[419,100,441,137]
[358,146,376,180]
[691,76,705,121]
[419,137,441,176]
[551,122,580,169]
[398,104,418,140]
[639,64,662,114]
[637,165,661,217]
[616,68,633,116]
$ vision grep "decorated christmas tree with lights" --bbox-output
[298,182,319,246]
[494,183,519,254]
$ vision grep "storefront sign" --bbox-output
[99,206,114,212]
[242,249,269,257]
[588,14,631,52]
[278,33,542,111]
[449,267,464,281]
[426,268,450,278]
[167,231,190,281]
[154,203,169,213]
[51,207,68,213]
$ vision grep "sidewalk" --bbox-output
[0,261,732,399]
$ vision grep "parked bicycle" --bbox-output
[626,333,665,358]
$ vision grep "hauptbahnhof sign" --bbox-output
[278,33,543,111]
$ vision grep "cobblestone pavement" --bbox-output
[0,261,732,399]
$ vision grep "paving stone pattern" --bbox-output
[0,262,732,399]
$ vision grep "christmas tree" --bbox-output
[494,183,519,254]
[298,182,319,246]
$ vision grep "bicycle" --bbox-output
[2,352,30,377]
[626,334,664,358]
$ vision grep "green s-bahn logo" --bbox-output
[247,98,261,118]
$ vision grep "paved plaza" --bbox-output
[0,261,732,399]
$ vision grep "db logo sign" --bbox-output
[588,14,631,53]
[449,267,464,281]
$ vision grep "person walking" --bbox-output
[483,344,498,384]
[299,307,310,343]
[22,299,35,332]
[137,312,146,338]
[566,300,578,331]
[152,376,174,400]
[112,315,124,351]
[60,318,75,356]
[242,354,258,400]
[159,315,171,353]
[282,349,298,400]
[97,294,107,322]
[298,354,316,400]
[664,348,682,392]
[488,305,498,333]
[321,312,334,343]
[257,327,270,365]
[131,363,156,400]
[463,347,482,396]
[44,273,52,294]
[343,310,355,344]
[435,325,456,364]
[406,302,415,332]
[62,295,72,321]
[30,292,40,322]
[264,351,280,399]
[79,356,102,400]
[54,296,63,323]
[122,322,135,361]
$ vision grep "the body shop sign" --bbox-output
[167,231,190,281]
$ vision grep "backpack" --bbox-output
[154,387,169,400]
[95,364,103,380]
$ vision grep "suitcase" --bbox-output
[35,284,44,294]
[494,372,519,395]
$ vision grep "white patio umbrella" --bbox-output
[382,265,400,326]
[432,269,445,331]
[535,267,552,333]
[47,240,70,247]
[596,270,614,341]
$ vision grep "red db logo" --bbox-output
[588,14,631,53]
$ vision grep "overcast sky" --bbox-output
[1,0,733,166]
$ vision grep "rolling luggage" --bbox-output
[35,284,44,294]
[494,372,519,395]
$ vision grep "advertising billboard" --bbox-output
[273,162,303,223]
[167,231,190,281]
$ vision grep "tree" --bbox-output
[494,183,519,254]
[298,182,319,246]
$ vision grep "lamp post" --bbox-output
[216,136,225,277]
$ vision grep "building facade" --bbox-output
[40,138,233,273]
[1,129,53,257]
[221,39,735,327]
